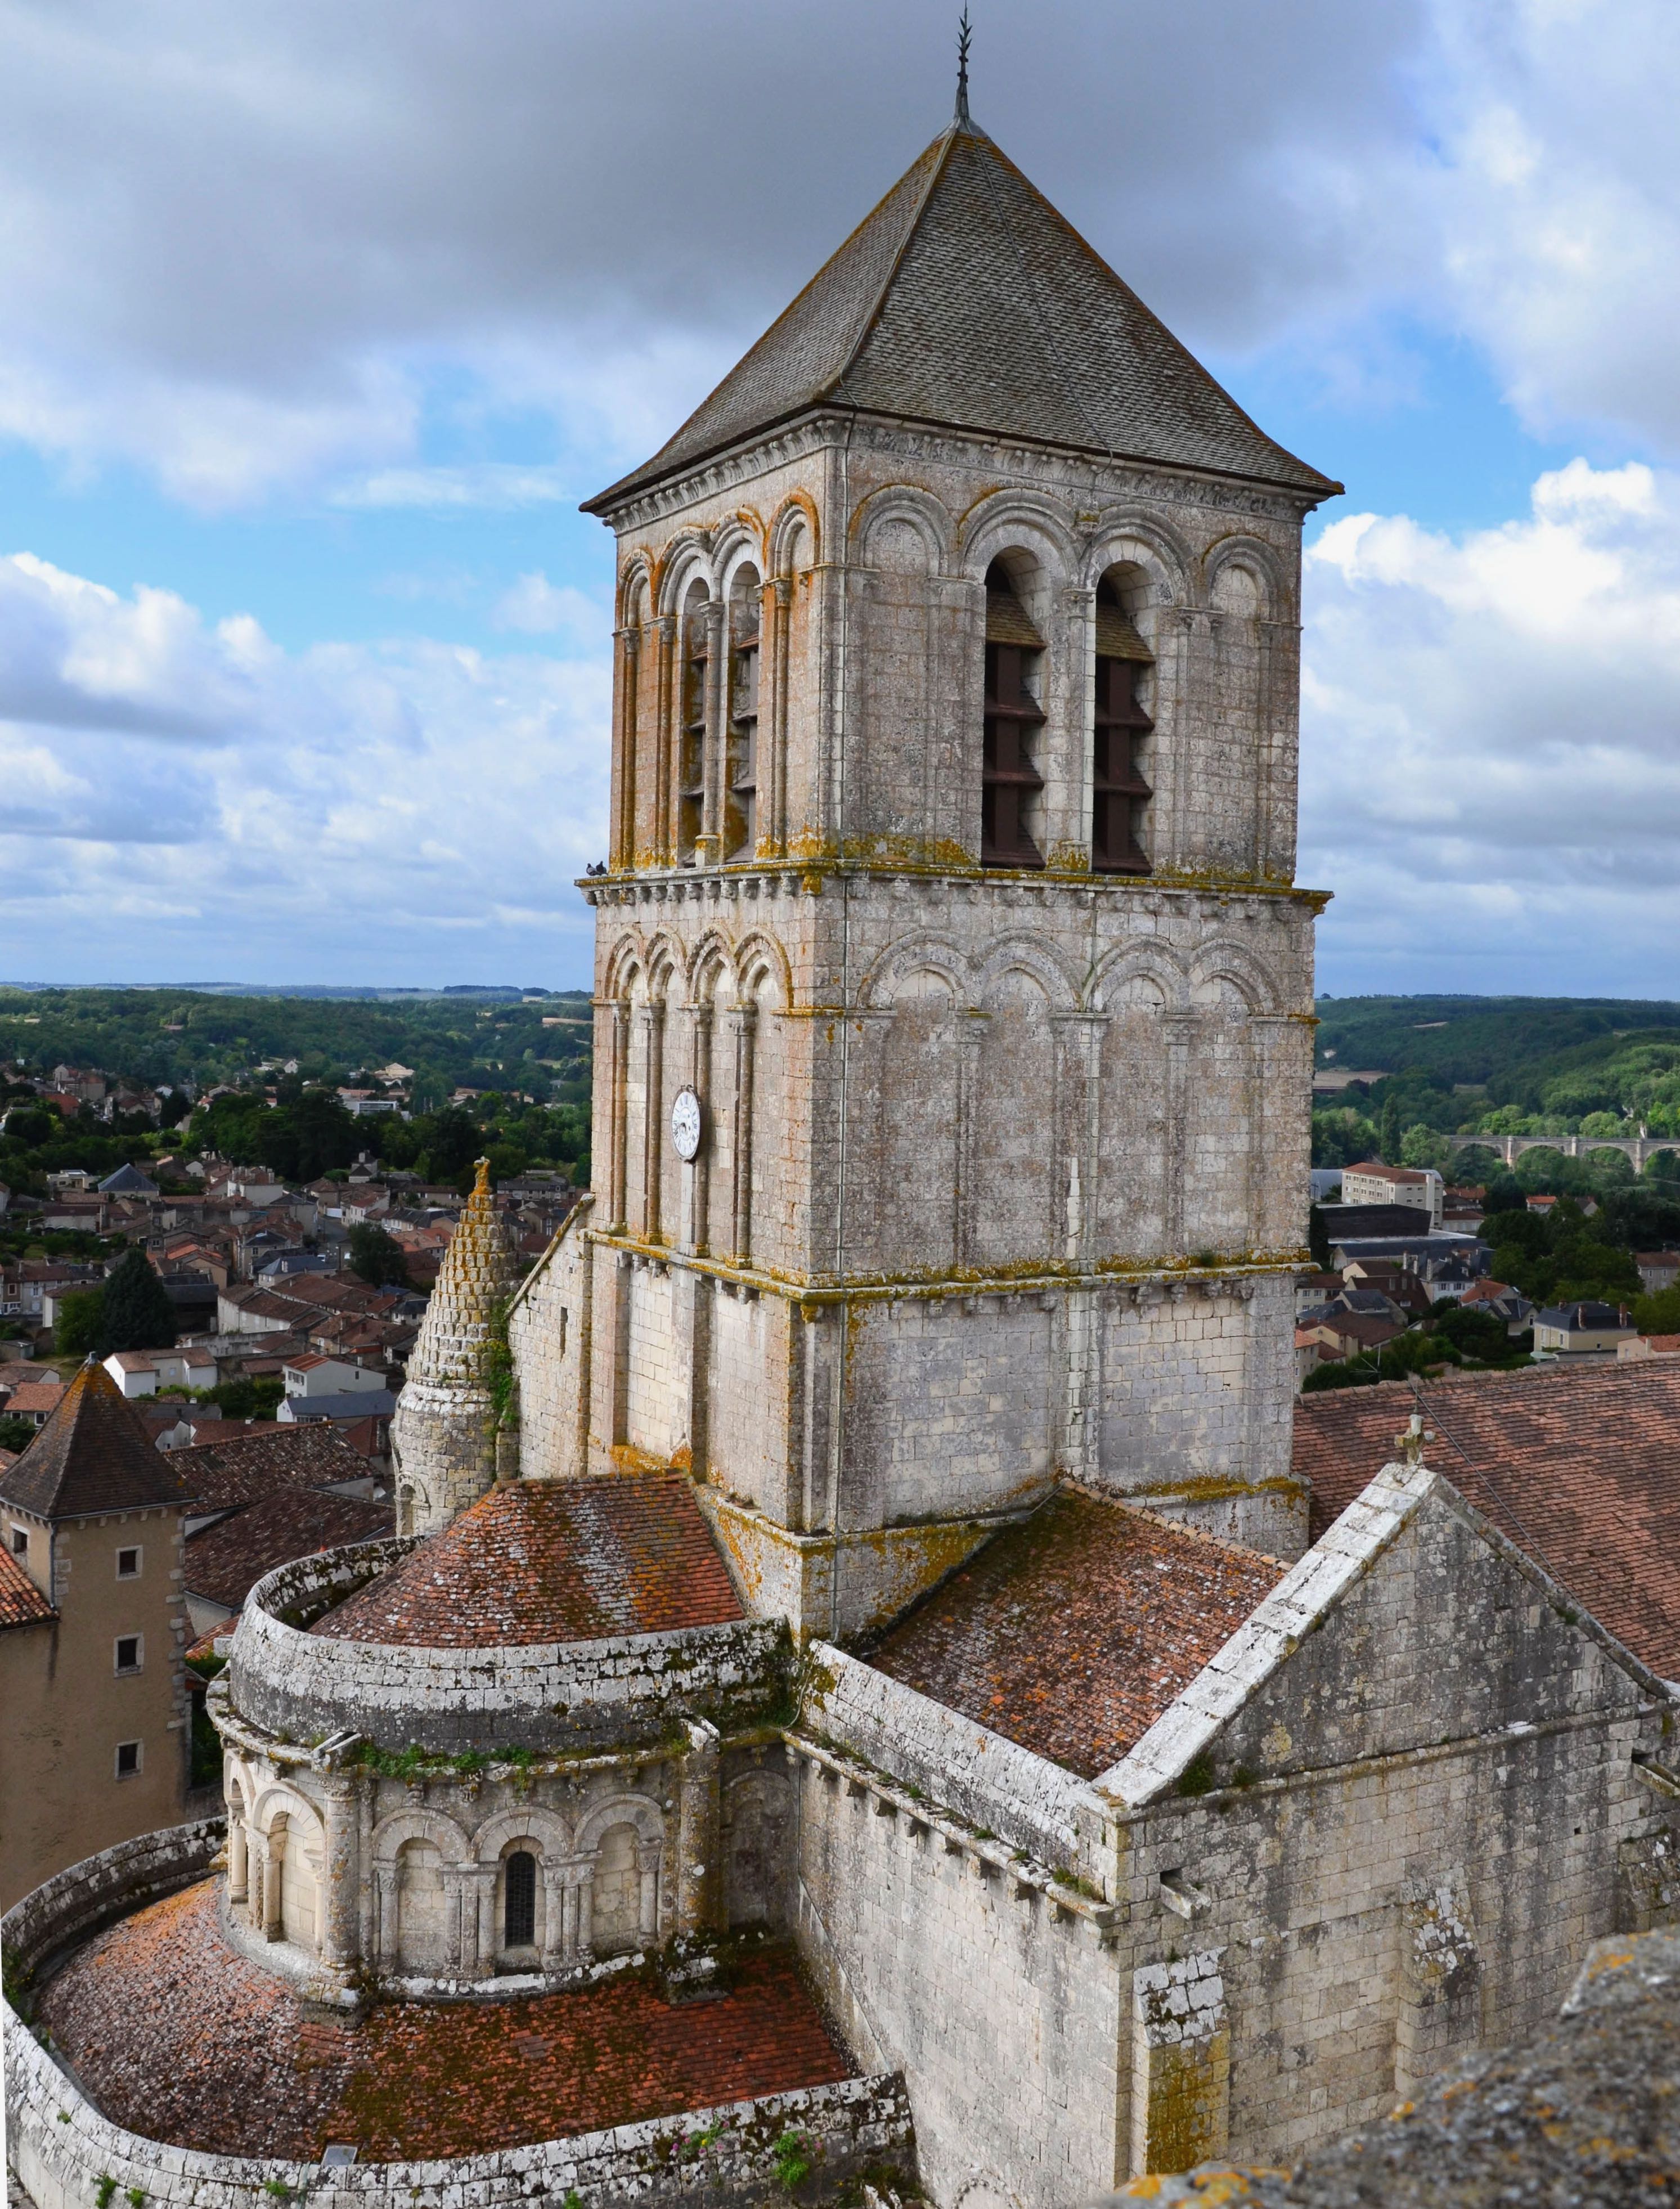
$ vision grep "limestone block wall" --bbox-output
[226,1546,789,1755]
[214,1730,691,1992]
[791,1743,1125,2209]
[507,1195,592,1481]
[603,419,1316,889]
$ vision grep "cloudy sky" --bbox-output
[1,0,1677,995]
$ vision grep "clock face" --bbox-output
[671,1086,703,1161]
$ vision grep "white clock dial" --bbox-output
[671,1086,703,1162]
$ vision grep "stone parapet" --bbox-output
[227,1542,789,1754]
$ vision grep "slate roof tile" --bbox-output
[1294,1362,1680,1678]
[589,119,1337,511]
[867,1487,1287,1778]
[0,1359,185,1521]
[312,1474,743,1648]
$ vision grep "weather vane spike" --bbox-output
[955,7,972,126]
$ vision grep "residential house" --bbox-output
[1297,1310,1408,1367]
[1533,1301,1636,1357]
[101,1348,218,1400]
[1619,1334,1680,1363]
[1636,1252,1680,1296]
[0,1376,66,1429]
[0,1362,191,1910]
[1458,1278,1535,1334]
[97,1162,159,1198]
[280,1352,389,1400]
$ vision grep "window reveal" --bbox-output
[678,621,708,864]
[982,573,1046,869]
[504,1848,537,1948]
[726,609,760,859]
[1092,587,1154,875]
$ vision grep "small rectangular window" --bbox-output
[9,1526,26,1557]
[115,1635,143,1674]
[115,1740,141,1779]
[116,1545,141,1579]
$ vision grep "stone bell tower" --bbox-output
[509,94,1339,1636]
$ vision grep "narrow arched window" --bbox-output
[982,560,1045,869]
[1092,577,1153,874]
[504,1848,537,1948]
[678,589,709,865]
[726,572,761,859]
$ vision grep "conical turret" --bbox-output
[389,1159,523,1534]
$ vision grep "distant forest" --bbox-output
[0,987,595,1204]
[1313,995,1680,1184]
[0,987,592,1111]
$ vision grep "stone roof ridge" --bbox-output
[0,1355,186,1523]
[1061,1476,1290,1574]
[401,1156,522,1397]
[585,112,1338,513]
[1093,1457,1440,1808]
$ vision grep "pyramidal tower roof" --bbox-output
[0,1357,185,1521]
[586,110,1338,513]
[403,1159,523,1394]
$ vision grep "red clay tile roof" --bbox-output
[868,1488,1288,1778]
[1294,1362,1680,1678]
[41,1879,850,2161]
[173,1423,372,1511]
[185,1489,394,1612]
[2,1380,67,1416]
[0,1544,55,1629]
[0,1360,186,1521]
[313,1475,743,1648]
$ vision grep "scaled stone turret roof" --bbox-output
[0,1357,186,1522]
[311,1474,743,1647]
[587,115,1338,511]
[401,1157,522,1396]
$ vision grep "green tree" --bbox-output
[100,1247,178,1352]
[1633,1287,1680,1335]
[54,1286,105,1358]
[1378,1098,1402,1165]
[0,1415,35,1453]
[1400,1123,1450,1171]
[347,1223,411,1290]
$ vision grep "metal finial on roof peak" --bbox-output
[954,7,973,127]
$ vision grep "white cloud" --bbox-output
[0,551,610,982]
[330,464,574,512]
[492,573,604,639]
[1301,460,1680,994]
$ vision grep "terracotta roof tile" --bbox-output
[41,1879,850,2161]
[312,1475,743,1648]
[868,1488,1287,1777]
[0,1544,54,1629]
[0,1360,185,1521]
[173,1424,372,1511]
[185,1489,394,1612]
[1294,1362,1680,1678]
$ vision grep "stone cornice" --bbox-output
[596,407,1325,538]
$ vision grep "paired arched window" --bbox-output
[504,1847,537,1948]
[977,557,1155,874]
[1091,574,1153,875]
[678,583,709,865]
[726,569,761,858]
[982,558,1046,869]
